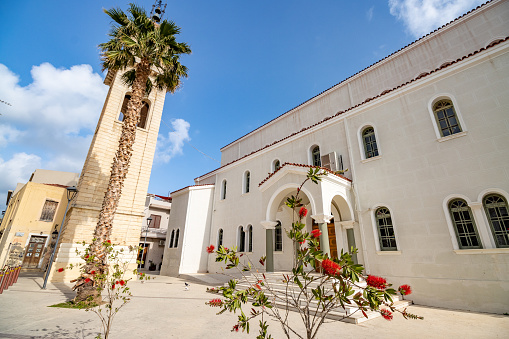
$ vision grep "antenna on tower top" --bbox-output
[150,0,167,23]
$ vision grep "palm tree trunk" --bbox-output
[74,59,151,302]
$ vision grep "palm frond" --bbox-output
[103,7,129,26]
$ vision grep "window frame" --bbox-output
[247,225,253,252]
[308,145,321,167]
[483,194,509,248]
[169,229,175,248]
[217,228,224,248]
[357,124,382,161]
[274,221,283,252]
[174,229,180,248]
[238,226,246,252]
[149,214,161,229]
[448,198,482,250]
[40,199,59,222]
[272,159,281,172]
[427,94,467,141]
[375,207,398,251]
[243,171,251,194]
[221,179,227,200]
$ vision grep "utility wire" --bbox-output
[160,117,221,164]
[0,99,12,106]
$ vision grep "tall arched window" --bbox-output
[275,221,283,252]
[362,127,379,159]
[375,207,397,251]
[238,226,245,252]
[119,94,149,129]
[217,228,224,248]
[311,146,321,166]
[433,99,462,137]
[449,199,482,249]
[169,229,175,248]
[174,229,180,248]
[221,180,227,200]
[244,171,250,194]
[248,225,253,252]
[483,194,509,248]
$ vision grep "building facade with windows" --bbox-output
[162,0,509,313]
[0,169,79,269]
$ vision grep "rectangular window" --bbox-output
[150,214,161,228]
[40,200,58,222]
[275,223,283,252]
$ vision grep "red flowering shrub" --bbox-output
[90,271,96,275]
[208,298,223,307]
[311,229,321,238]
[399,284,412,295]
[381,309,393,321]
[299,206,308,218]
[85,278,91,283]
[119,280,125,286]
[366,275,388,290]
[106,240,111,244]
[57,268,64,272]
[206,244,215,253]
[321,259,341,276]
[111,284,115,290]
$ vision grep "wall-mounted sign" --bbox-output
[15,232,24,237]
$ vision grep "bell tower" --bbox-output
[46,69,166,282]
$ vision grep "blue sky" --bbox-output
[0,0,485,206]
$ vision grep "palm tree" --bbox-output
[74,4,191,302]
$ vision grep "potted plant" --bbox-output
[148,260,156,271]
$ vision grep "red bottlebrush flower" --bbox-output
[366,275,388,290]
[224,247,228,251]
[399,284,412,296]
[206,244,215,253]
[84,254,89,259]
[299,206,308,218]
[106,240,111,244]
[299,240,305,245]
[311,229,321,238]
[321,259,342,276]
[57,268,64,272]
[84,278,91,283]
[208,298,223,307]
[232,324,240,332]
[115,281,119,285]
[119,280,125,286]
[111,284,115,290]
[381,309,393,321]
[90,271,96,275]
[255,284,261,290]
[259,258,265,266]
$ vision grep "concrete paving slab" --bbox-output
[0,272,507,338]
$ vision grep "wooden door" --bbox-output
[312,219,338,259]
[22,236,46,268]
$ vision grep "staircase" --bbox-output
[230,272,412,324]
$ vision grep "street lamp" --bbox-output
[42,186,78,289]
[138,217,152,275]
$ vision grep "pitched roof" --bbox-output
[258,163,351,187]
[195,35,509,181]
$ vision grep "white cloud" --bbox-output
[388,0,485,38]
[156,119,191,163]
[367,6,375,21]
[0,63,108,206]
[0,153,42,206]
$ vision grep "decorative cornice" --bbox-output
[260,221,278,230]
[311,214,334,224]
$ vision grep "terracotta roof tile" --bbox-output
[196,35,508,181]
[258,163,352,187]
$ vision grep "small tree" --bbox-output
[207,168,422,338]
[59,241,151,339]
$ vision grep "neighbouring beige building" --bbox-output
[162,0,509,314]
[0,169,79,269]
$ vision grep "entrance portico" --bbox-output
[259,163,357,272]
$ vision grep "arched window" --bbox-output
[174,229,180,248]
[275,221,283,252]
[362,127,379,159]
[243,171,250,194]
[433,99,462,137]
[449,199,482,249]
[217,228,224,248]
[375,207,397,251]
[221,180,227,200]
[119,95,150,129]
[311,146,321,166]
[483,194,509,248]
[248,225,253,252]
[169,229,175,248]
[273,159,281,172]
[238,226,245,252]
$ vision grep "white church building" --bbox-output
[161,0,509,314]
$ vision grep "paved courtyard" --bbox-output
[0,272,507,339]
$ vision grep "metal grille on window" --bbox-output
[375,207,397,251]
[275,221,283,251]
[363,127,379,158]
[433,100,462,137]
[312,146,321,166]
[483,194,509,248]
[449,199,482,249]
[40,200,58,221]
